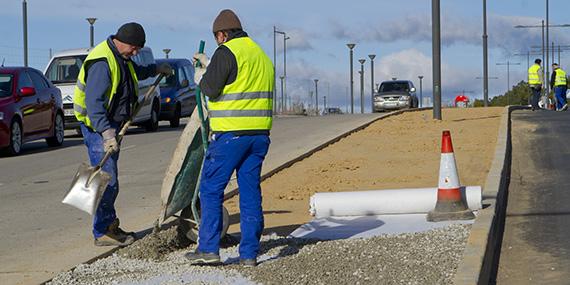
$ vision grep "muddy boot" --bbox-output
[94,219,135,247]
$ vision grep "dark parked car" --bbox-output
[156,58,197,127]
[0,67,64,155]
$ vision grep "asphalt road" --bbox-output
[0,113,383,285]
[496,110,570,284]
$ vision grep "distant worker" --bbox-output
[74,23,171,246]
[184,9,274,267]
[550,63,567,111]
[528,58,543,111]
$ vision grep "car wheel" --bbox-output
[145,101,159,132]
[6,120,23,155]
[170,104,181,128]
[46,113,65,147]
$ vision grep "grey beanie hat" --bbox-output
[212,9,242,33]
[115,22,146,47]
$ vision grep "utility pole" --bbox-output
[546,0,550,97]
[22,0,28,67]
[279,76,285,113]
[418,76,424,107]
[368,54,376,113]
[273,26,277,114]
[283,35,290,111]
[482,0,489,107]
[432,0,442,120]
[358,59,366,114]
[314,79,319,116]
[86,18,97,48]
[347,43,356,114]
[162,48,171,59]
[496,61,521,105]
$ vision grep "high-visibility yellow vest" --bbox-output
[208,37,274,132]
[554,68,567,86]
[528,64,542,85]
[73,40,138,129]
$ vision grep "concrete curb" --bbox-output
[454,106,525,285]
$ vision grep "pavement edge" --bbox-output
[454,106,525,285]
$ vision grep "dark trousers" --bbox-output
[530,86,541,109]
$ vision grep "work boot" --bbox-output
[239,258,257,267]
[184,251,221,265]
[562,104,568,111]
[94,219,135,247]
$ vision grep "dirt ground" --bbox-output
[225,107,504,236]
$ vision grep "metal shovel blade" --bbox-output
[62,162,111,215]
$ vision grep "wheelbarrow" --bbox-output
[156,41,230,242]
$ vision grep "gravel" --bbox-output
[48,224,471,285]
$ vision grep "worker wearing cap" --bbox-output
[528,58,543,111]
[74,22,172,246]
[185,9,274,267]
[550,63,568,111]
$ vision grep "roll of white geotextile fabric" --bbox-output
[309,186,482,218]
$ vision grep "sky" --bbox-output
[1,0,569,112]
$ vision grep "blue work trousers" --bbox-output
[554,86,568,110]
[80,123,120,238]
[197,133,270,259]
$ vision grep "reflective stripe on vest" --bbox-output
[208,37,274,132]
[555,69,567,86]
[528,64,542,85]
[73,40,138,129]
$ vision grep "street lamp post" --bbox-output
[279,76,285,113]
[22,0,28,67]
[432,0,442,120]
[284,35,290,111]
[86,18,97,48]
[368,54,376,113]
[347,43,356,114]
[163,48,171,59]
[418,76,424,107]
[274,28,289,113]
[358,59,366,114]
[482,0,489,107]
[496,61,521,105]
[314,79,319,116]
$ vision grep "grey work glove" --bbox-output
[192,53,209,84]
[157,62,173,76]
[102,128,119,153]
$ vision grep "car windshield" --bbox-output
[45,55,87,84]
[160,70,178,88]
[379,82,409,93]
[0,74,13,98]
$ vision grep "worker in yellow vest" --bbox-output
[74,23,171,246]
[550,63,568,111]
[528,58,543,111]
[184,9,274,267]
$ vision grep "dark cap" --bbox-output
[212,9,242,33]
[115,22,146,48]
[535,58,542,64]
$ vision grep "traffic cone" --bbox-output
[427,130,475,222]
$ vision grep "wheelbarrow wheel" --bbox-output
[178,204,230,243]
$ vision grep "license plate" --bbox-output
[64,109,75,116]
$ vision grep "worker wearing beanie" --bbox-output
[550,63,568,111]
[74,22,172,246]
[185,9,274,267]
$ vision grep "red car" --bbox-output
[0,67,64,155]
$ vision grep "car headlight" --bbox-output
[399,96,410,101]
[374,96,384,102]
[0,112,3,121]
[165,97,172,103]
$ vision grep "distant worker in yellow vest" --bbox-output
[184,9,274,267]
[74,23,171,246]
[550,63,568,111]
[528,58,543,111]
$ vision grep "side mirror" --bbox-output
[410,87,416,93]
[180,79,189,88]
[20,87,36,97]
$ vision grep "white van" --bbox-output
[44,47,162,132]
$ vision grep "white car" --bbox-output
[44,47,161,132]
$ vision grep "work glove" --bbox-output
[192,53,209,84]
[157,62,173,76]
[102,128,119,153]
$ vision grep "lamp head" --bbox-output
[358,59,366,64]
[86,18,97,25]
[368,54,376,60]
[346,43,356,49]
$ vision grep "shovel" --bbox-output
[63,73,167,215]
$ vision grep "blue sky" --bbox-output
[1,0,569,111]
